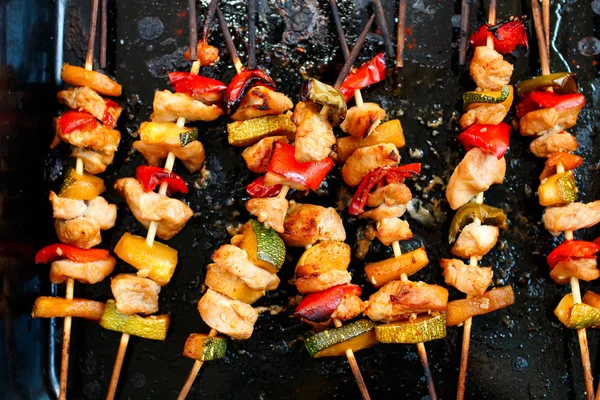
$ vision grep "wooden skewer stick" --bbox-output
[216,6,244,73]
[177,328,218,400]
[188,0,198,61]
[542,0,550,57]
[100,0,107,68]
[531,2,594,398]
[458,0,471,66]
[372,0,395,60]
[248,0,257,69]
[200,0,219,45]
[396,0,407,68]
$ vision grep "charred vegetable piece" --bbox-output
[583,291,600,328]
[227,114,296,147]
[448,203,508,244]
[138,121,198,147]
[365,247,429,288]
[299,78,347,125]
[35,243,110,264]
[114,233,178,286]
[339,52,386,102]
[547,240,600,269]
[516,91,586,118]
[295,241,351,277]
[446,286,515,326]
[58,169,106,200]
[57,110,97,135]
[554,294,600,329]
[61,63,122,97]
[470,17,528,54]
[246,176,282,198]
[304,319,378,358]
[375,313,446,344]
[463,85,511,107]
[205,263,265,304]
[238,220,286,274]
[100,300,170,340]
[294,284,361,322]
[225,69,276,115]
[135,166,188,194]
[515,72,580,97]
[337,119,405,162]
[268,142,334,191]
[183,333,227,362]
[168,72,227,100]
[538,171,578,207]
[457,123,511,159]
[539,153,583,181]
[32,297,105,321]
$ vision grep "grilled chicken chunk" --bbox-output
[198,289,258,340]
[520,107,582,136]
[451,222,499,260]
[241,136,288,173]
[50,192,117,249]
[294,111,336,162]
[529,130,578,158]
[440,258,493,296]
[151,90,223,123]
[376,217,413,246]
[71,146,115,175]
[340,103,386,138]
[470,46,513,91]
[330,293,366,321]
[459,103,508,129]
[291,101,320,126]
[342,143,400,187]
[446,148,506,210]
[111,274,161,315]
[57,86,122,129]
[49,256,116,285]
[281,202,346,247]
[245,197,288,233]
[361,204,407,221]
[114,178,193,240]
[543,201,600,234]
[550,258,600,285]
[133,139,205,173]
[212,244,278,291]
[230,86,293,121]
[52,117,121,155]
[366,183,412,208]
[295,270,352,294]
[363,281,449,323]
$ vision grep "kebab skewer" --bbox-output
[446,2,528,398]
[329,1,443,397]
[31,1,123,398]
[517,2,597,398]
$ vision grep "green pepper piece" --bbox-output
[99,300,170,340]
[448,203,508,243]
[299,78,347,125]
[515,72,580,97]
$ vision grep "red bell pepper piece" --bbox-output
[339,52,386,102]
[246,176,282,198]
[135,166,188,194]
[294,284,362,322]
[539,152,584,180]
[225,69,276,115]
[547,240,600,270]
[168,72,227,99]
[268,142,334,191]
[348,164,421,215]
[102,98,120,129]
[458,123,511,159]
[57,110,97,135]
[470,17,528,54]
[35,244,110,264]
[516,92,586,118]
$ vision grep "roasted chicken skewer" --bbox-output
[446,1,527,398]
[517,2,597,398]
[31,1,122,398]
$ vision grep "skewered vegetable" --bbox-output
[295,241,351,277]
[227,114,296,147]
[538,171,577,206]
[239,219,286,273]
[457,123,511,159]
[463,85,511,107]
[100,300,170,340]
[299,78,347,125]
[138,121,199,147]
[168,71,227,104]
[339,52,386,102]
[446,286,515,326]
[294,284,362,322]
[225,69,276,114]
[364,247,429,288]
[205,263,265,304]
[337,119,405,162]
[304,319,377,358]
[183,334,227,362]
[61,63,122,97]
[539,152,583,180]
[554,294,600,329]
[135,166,188,194]
[470,17,528,53]
[267,142,334,191]
[35,243,110,264]
[58,169,106,200]
[32,297,105,321]
[448,203,508,243]
[515,72,579,97]
[375,313,446,344]
[547,240,600,269]
[246,176,282,198]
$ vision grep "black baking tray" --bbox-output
[1,0,600,399]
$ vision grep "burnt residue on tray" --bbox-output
[3,0,598,399]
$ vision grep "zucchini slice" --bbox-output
[138,121,199,147]
[183,333,227,362]
[304,319,377,358]
[463,85,511,107]
[99,300,170,340]
[538,171,578,207]
[375,313,446,344]
[58,169,105,200]
[555,294,600,329]
[227,114,296,147]
[239,220,286,273]
[295,241,351,277]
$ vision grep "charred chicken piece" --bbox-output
[366,182,412,208]
[198,289,258,340]
[330,293,367,321]
[470,46,513,91]
[57,86,122,129]
[294,111,336,163]
[212,244,278,291]
[241,136,289,174]
[529,130,578,158]
[49,255,116,285]
[295,269,353,294]
[543,201,600,234]
[281,202,346,247]
[459,103,508,130]
[451,221,499,260]
[520,107,582,136]
[342,143,400,187]
[340,103,386,139]
[376,217,413,246]
[71,146,115,175]
[440,258,493,296]
[52,118,121,155]
[151,90,224,123]
[230,86,293,121]
[111,274,161,315]
[245,197,289,233]
[550,258,600,285]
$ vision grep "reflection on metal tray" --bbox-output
[1,0,600,399]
